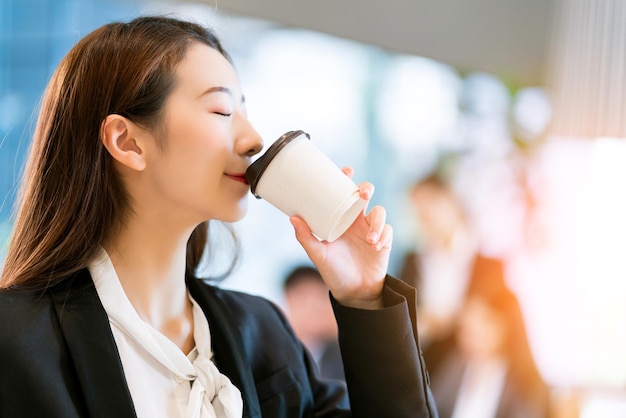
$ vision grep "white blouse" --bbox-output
[89,249,243,418]
[450,359,507,418]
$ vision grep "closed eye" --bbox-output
[214,111,232,117]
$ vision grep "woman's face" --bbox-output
[142,42,263,226]
[412,185,461,245]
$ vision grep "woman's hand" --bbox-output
[290,167,393,310]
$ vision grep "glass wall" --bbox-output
[0,0,147,260]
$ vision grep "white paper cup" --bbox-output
[245,130,367,242]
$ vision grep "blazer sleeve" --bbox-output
[331,275,439,418]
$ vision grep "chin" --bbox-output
[222,203,248,223]
[225,213,246,223]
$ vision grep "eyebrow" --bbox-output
[199,86,246,104]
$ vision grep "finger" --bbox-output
[375,224,393,251]
[365,205,386,244]
[341,166,355,179]
[357,182,375,201]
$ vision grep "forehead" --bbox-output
[172,42,242,98]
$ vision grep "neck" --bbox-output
[103,212,196,330]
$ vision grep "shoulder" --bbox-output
[0,287,53,318]
[0,269,95,342]
[0,287,59,359]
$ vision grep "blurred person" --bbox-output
[283,265,345,382]
[549,389,580,418]
[429,263,550,418]
[0,15,438,418]
[399,173,485,376]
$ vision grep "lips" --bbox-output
[225,173,248,184]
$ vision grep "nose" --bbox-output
[236,114,264,157]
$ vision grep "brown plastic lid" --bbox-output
[245,130,310,198]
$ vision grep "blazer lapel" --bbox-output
[187,277,261,418]
[50,269,136,418]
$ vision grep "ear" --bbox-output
[100,114,148,171]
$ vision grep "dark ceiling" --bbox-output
[210,0,555,87]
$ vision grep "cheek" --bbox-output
[162,125,224,181]
[165,106,217,150]
[147,147,222,213]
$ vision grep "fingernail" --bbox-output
[368,231,379,243]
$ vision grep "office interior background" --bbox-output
[1,0,625,415]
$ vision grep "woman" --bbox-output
[429,261,550,418]
[0,16,437,418]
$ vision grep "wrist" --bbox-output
[334,295,384,310]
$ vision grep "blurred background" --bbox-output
[1,0,625,416]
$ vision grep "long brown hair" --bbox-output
[1,16,238,290]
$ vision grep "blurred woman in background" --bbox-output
[430,261,550,418]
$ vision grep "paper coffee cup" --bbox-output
[245,130,367,242]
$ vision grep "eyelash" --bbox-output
[214,112,232,117]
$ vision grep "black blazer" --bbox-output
[0,269,438,418]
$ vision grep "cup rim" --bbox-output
[245,130,310,197]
